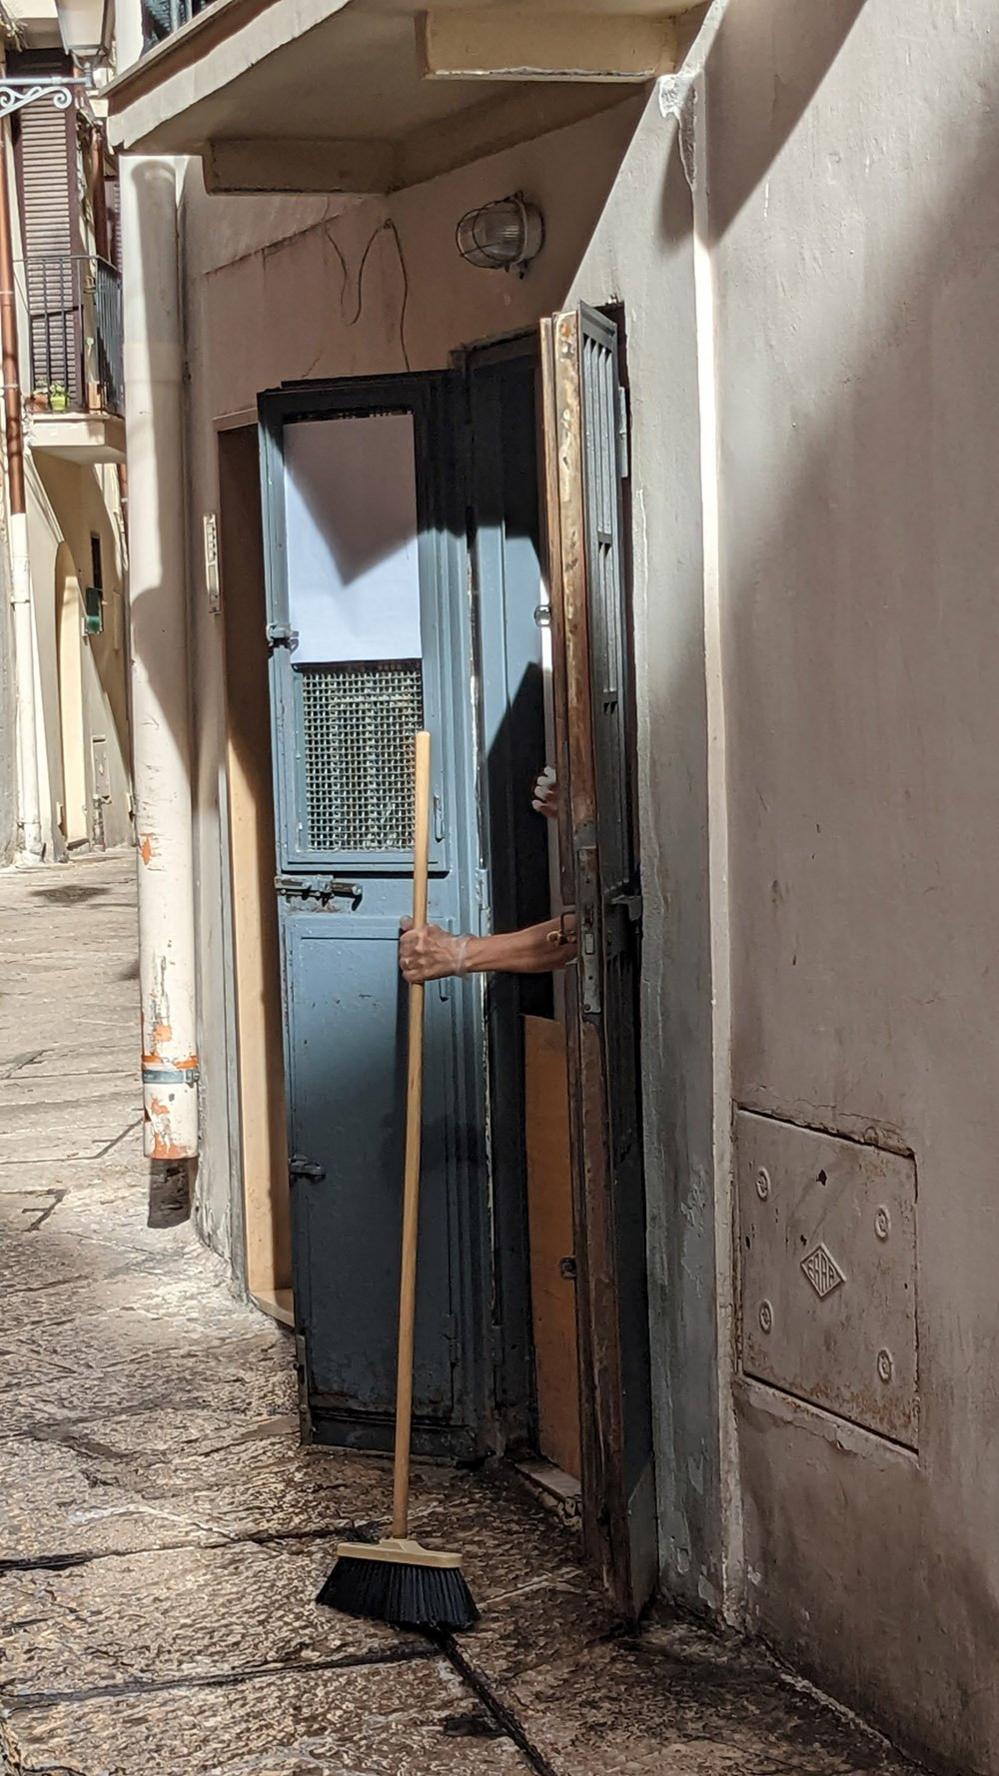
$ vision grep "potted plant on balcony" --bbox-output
[48,382,69,412]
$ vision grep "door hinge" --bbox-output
[275,875,363,909]
[265,622,299,651]
[294,1332,313,1436]
[289,1154,325,1184]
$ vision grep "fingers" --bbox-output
[532,766,558,818]
[398,920,437,985]
[400,916,413,932]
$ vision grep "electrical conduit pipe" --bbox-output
[121,154,199,1159]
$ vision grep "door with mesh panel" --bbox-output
[258,375,487,1456]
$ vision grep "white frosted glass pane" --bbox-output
[284,414,422,665]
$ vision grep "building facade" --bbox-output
[103,2,999,1771]
[0,0,131,864]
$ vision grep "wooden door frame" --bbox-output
[540,307,655,1619]
[214,413,292,1328]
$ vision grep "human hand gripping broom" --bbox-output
[316,730,478,1632]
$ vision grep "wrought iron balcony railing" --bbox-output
[22,254,124,420]
[141,0,216,50]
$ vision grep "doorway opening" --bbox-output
[220,302,654,1616]
[55,542,87,847]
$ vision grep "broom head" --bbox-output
[317,1537,478,1632]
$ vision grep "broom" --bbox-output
[317,729,478,1633]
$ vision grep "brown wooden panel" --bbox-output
[218,424,290,1306]
[524,1013,580,1480]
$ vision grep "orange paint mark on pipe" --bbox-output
[138,834,154,865]
[150,1133,187,1159]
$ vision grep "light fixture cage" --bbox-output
[456,192,544,276]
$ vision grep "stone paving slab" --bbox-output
[0,1541,413,1700]
[6,1654,526,1776]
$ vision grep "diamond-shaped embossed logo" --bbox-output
[801,1243,845,1299]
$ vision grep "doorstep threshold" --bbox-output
[249,1286,294,1328]
[513,1455,581,1511]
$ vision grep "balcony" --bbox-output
[23,254,125,464]
[106,2,703,195]
[141,0,216,53]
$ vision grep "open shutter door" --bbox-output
[541,304,657,1619]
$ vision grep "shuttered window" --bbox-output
[11,51,81,406]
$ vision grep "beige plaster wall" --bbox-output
[710,0,999,1767]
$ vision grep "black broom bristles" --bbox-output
[317,1546,478,1633]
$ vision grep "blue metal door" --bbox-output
[258,375,488,1457]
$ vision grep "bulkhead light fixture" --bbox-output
[456,193,544,276]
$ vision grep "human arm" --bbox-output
[399,915,576,984]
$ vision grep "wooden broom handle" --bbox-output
[392,729,431,1538]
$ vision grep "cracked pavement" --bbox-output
[0,853,921,1774]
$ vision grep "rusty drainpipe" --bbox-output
[0,78,42,857]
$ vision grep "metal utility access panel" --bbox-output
[737,1110,918,1448]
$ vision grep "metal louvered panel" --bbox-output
[300,661,423,852]
[14,63,73,260]
[12,55,79,405]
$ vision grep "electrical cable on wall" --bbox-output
[323,216,411,372]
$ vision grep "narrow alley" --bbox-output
[0,852,920,1776]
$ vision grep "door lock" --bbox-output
[289,1155,325,1184]
[274,875,363,909]
[265,623,299,651]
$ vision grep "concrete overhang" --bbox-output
[27,410,126,462]
[105,0,704,193]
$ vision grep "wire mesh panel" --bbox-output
[300,661,423,852]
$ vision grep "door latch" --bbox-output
[274,875,363,909]
[608,888,643,923]
[265,622,299,651]
[289,1154,325,1184]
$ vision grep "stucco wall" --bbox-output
[711,0,999,1767]
[178,88,727,1612]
